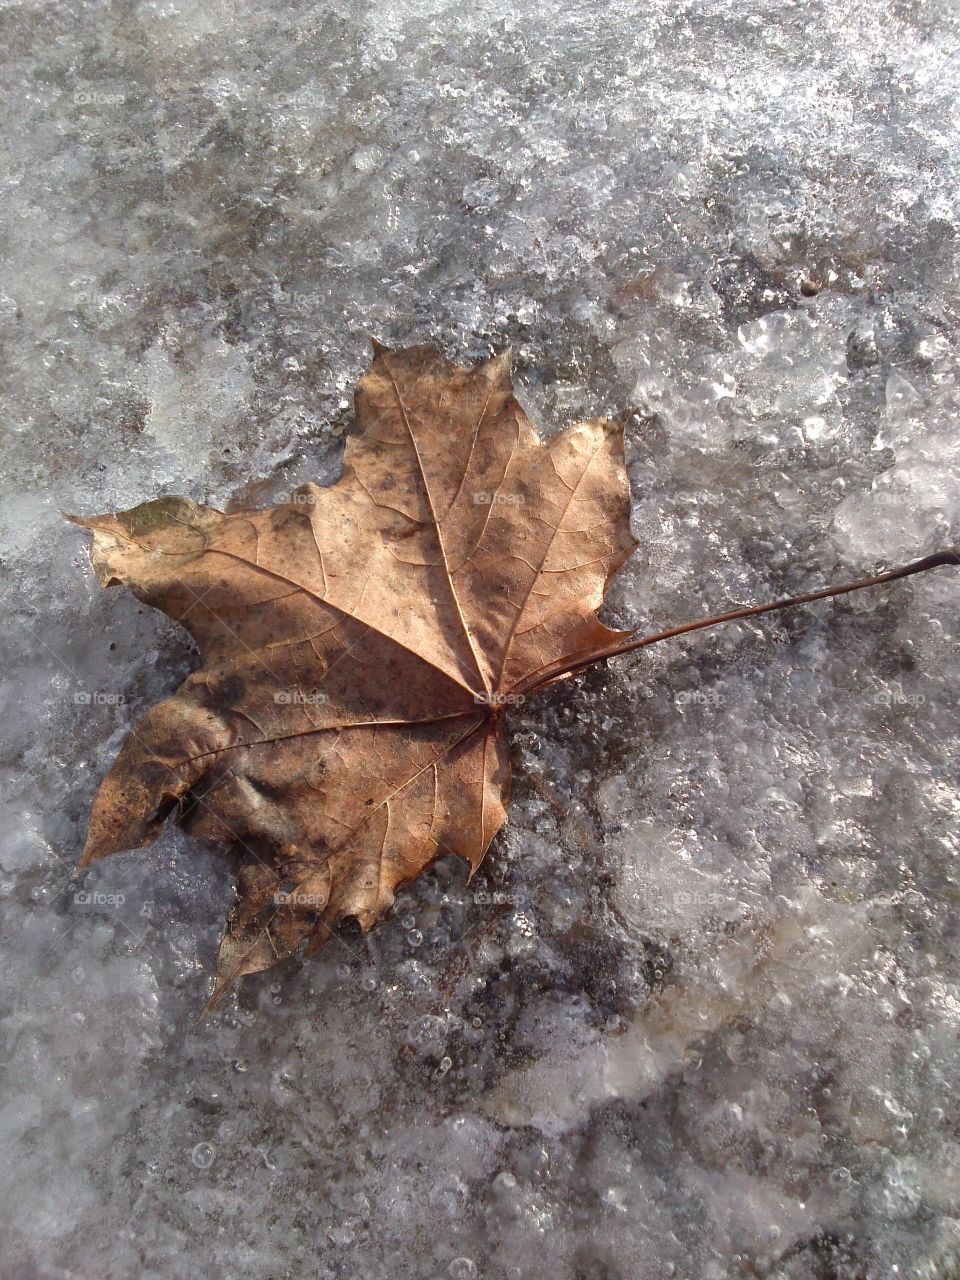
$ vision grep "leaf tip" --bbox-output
[485,345,514,382]
[65,510,118,533]
[200,979,231,1019]
[74,838,109,872]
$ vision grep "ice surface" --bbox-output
[2,0,959,1276]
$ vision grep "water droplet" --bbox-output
[408,929,423,948]
[190,1142,215,1170]
[437,1056,452,1076]
[448,1260,476,1279]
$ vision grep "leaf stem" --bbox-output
[514,548,960,697]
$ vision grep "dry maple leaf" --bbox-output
[71,343,636,1005]
[70,342,958,1008]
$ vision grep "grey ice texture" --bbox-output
[1,0,959,1277]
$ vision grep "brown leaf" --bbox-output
[70,342,638,1001]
